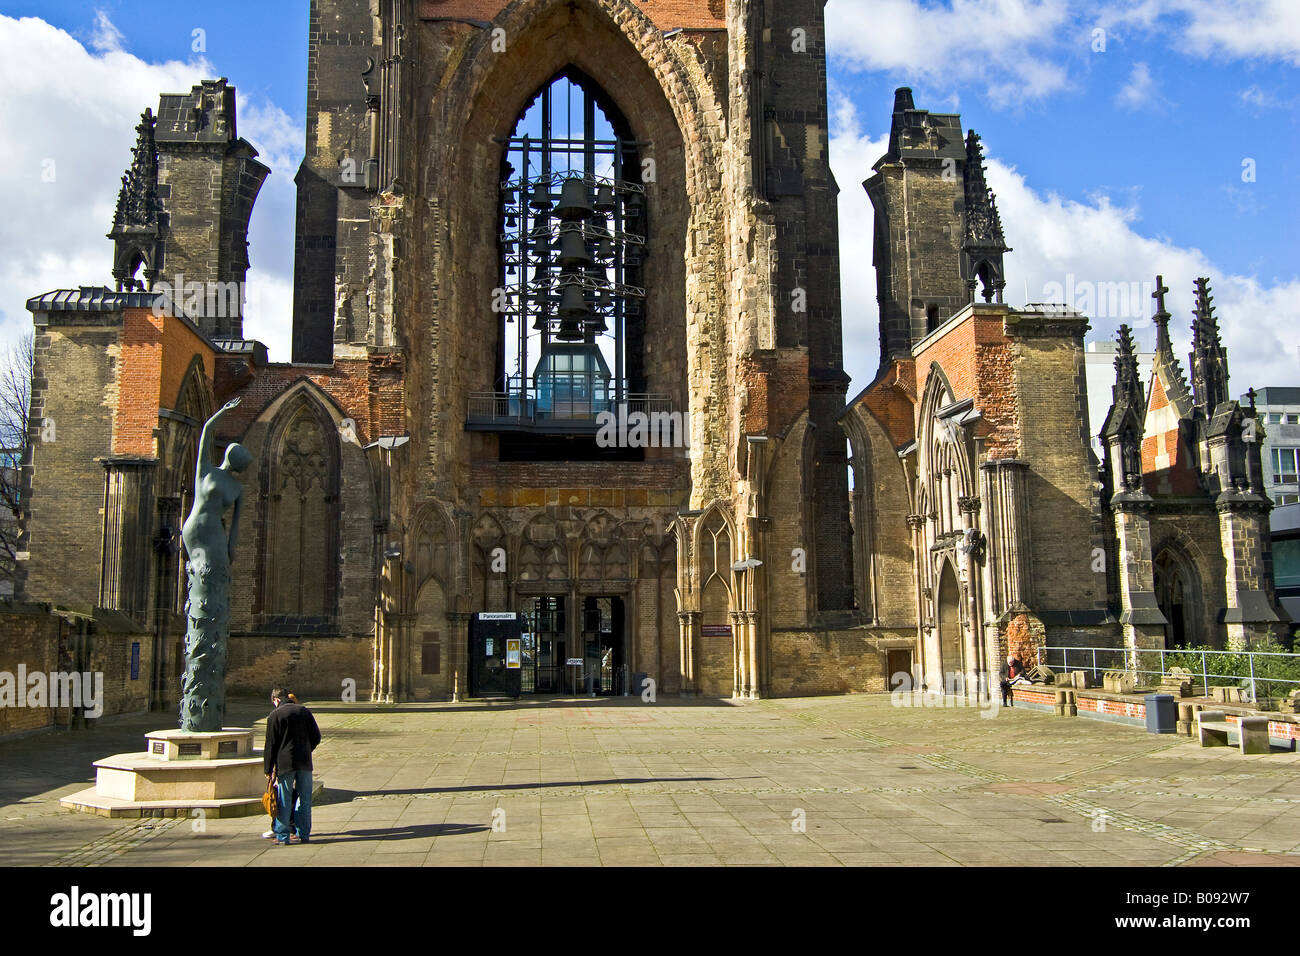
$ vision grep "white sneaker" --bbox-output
[261,830,276,840]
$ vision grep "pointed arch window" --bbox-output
[259,395,340,629]
[470,69,672,454]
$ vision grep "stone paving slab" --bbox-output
[1,693,1299,866]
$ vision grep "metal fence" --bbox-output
[1040,645,1300,704]
[518,662,628,696]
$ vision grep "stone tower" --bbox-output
[110,78,269,340]
[864,88,1009,368]
[277,0,858,700]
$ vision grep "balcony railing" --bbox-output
[467,386,674,433]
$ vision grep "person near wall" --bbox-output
[1000,655,1029,706]
[263,686,321,845]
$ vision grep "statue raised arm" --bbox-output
[179,397,252,733]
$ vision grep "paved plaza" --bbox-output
[3,693,1299,867]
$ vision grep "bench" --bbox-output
[1195,710,1271,754]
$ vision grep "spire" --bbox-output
[1189,276,1229,412]
[961,130,1010,303]
[1151,274,1173,356]
[1149,273,1193,418]
[111,109,160,232]
[1113,323,1144,410]
[963,131,1006,247]
[1101,323,1145,441]
[109,108,164,291]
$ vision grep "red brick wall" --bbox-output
[857,359,917,451]
[739,350,810,440]
[1142,374,1201,496]
[114,308,217,455]
[913,313,1020,460]
[214,355,406,446]
[113,308,164,455]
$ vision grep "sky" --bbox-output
[0,0,1296,415]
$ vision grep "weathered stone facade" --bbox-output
[16,3,1287,713]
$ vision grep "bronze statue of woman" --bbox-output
[179,398,252,732]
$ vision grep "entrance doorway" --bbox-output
[522,596,566,693]
[886,648,914,691]
[581,596,624,695]
[1154,548,1198,648]
[937,562,962,685]
[469,613,523,698]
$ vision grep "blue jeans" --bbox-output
[273,770,312,844]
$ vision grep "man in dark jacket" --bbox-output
[264,687,321,845]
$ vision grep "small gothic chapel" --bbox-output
[18,0,1286,707]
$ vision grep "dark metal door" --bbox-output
[470,613,522,698]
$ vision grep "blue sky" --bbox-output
[0,0,1296,405]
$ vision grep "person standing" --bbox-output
[263,686,321,845]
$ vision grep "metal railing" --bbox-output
[1040,645,1300,705]
[517,662,628,696]
[467,390,674,428]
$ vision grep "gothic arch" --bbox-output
[1151,533,1210,649]
[693,503,735,696]
[918,364,974,537]
[935,557,964,681]
[578,511,630,583]
[408,500,457,603]
[468,511,507,607]
[692,501,736,593]
[256,388,341,627]
[517,512,568,586]
[437,0,721,200]
[158,355,213,500]
[416,0,724,494]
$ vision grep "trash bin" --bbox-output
[1144,693,1176,734]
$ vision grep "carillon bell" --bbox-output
[529,182,552,210]
[558,283,592,320]
[554,177,594,220]
[594,183,616,214]
[557,230,593,267]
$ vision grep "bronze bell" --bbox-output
[554,177,593,220]
[558,283,592,318]
[557,230,593,267]
[529,182,552,210]
[594,183,616,214]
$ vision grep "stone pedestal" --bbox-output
[61,728,267,818]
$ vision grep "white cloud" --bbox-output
[826,0,1073,106]
[826,0,1300,109]
[987,154,1300,396]
[1096,0,1300,64]
[0,14,299,361]
[1115,61,1159,109]
[830,94,1300,414]
[89,10,124,53]
[0,15,211,344]
[1164,0,1300,66]
[243,267,293,362]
